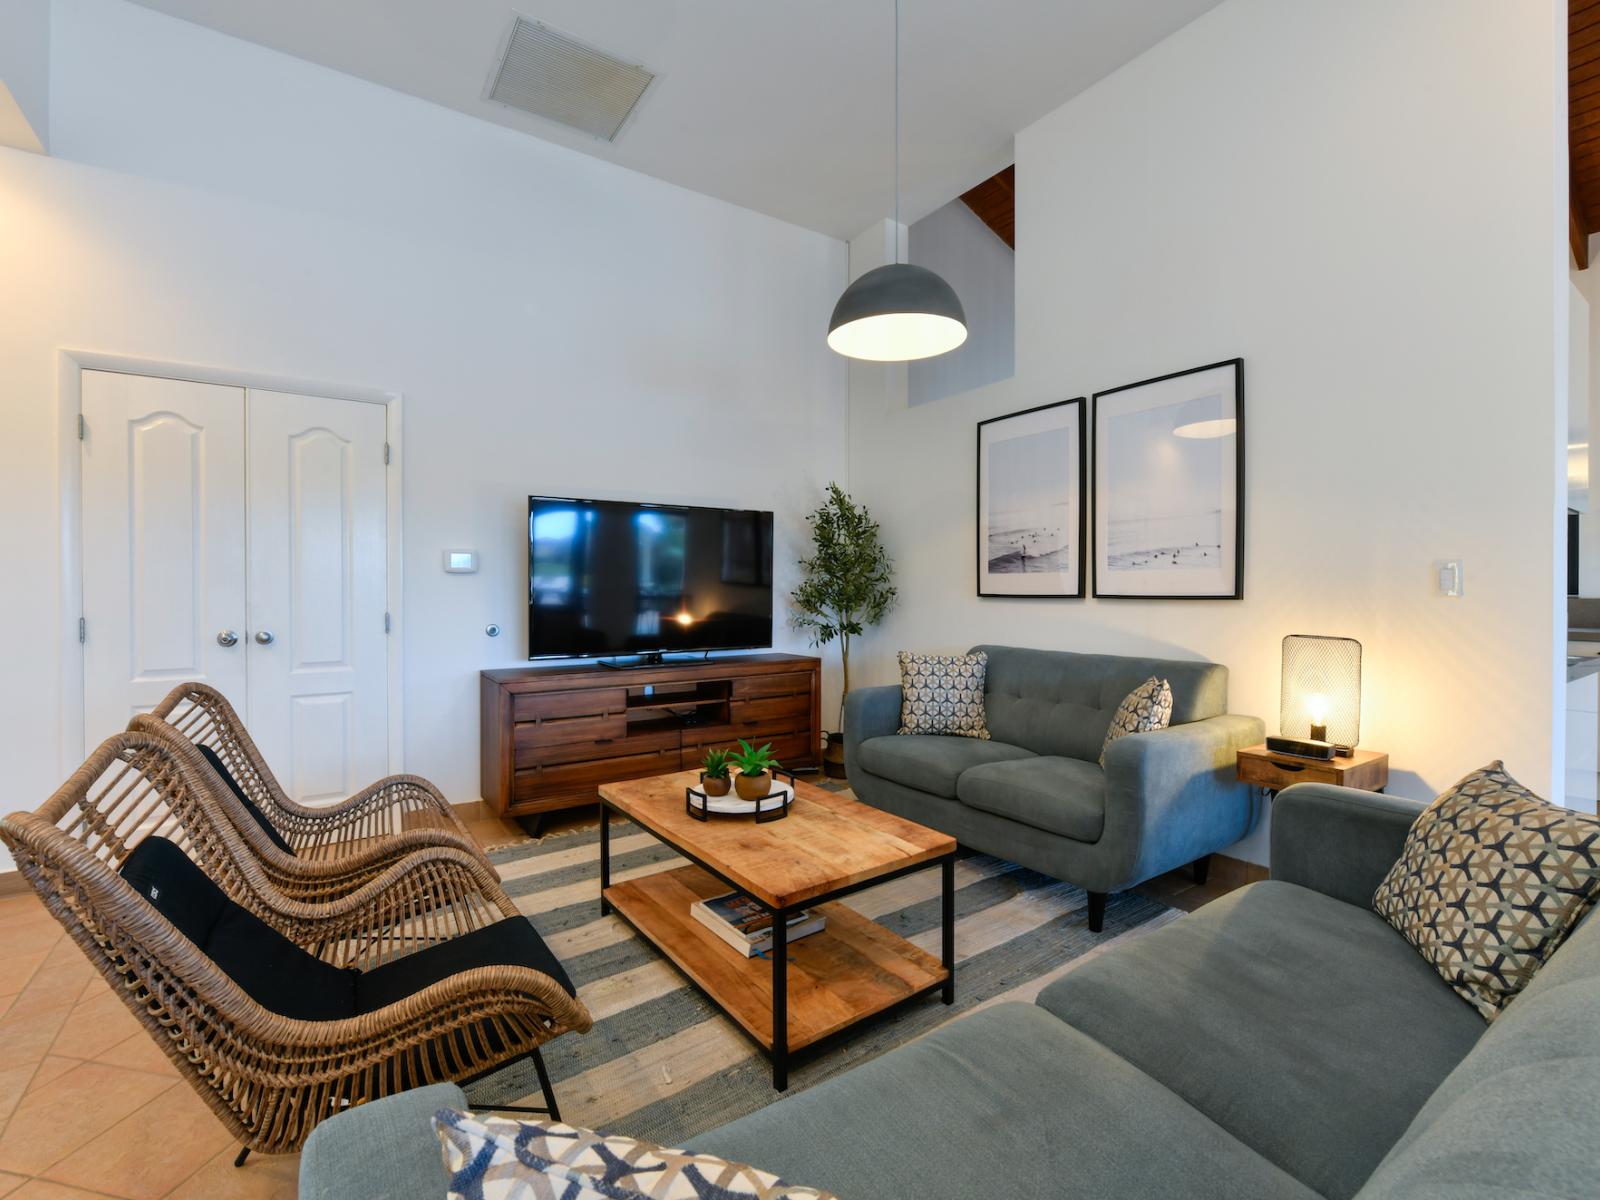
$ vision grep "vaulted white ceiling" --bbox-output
[126,0,1220,239]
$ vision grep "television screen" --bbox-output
[528,496,774,660]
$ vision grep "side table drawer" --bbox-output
[1237,756,1341,789]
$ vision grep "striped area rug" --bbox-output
[466,796,1179,1146]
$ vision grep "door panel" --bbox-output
[247,390,388,805]
[81,371,248,746]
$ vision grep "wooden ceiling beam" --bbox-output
[959,165,1016,250]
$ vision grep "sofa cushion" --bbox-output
[1036,881,1484,1200]
[956,756,1105,842]
[1354,909,1600,1200]
[974,644,1227,760]
[300,1082,468,1200]
[691,1003,1319,1200]
[1372,761,1600,1021]
[856,735,1033,799]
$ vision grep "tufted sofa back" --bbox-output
[972,644,1229,763]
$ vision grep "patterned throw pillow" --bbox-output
[1099,677,1174,765]
[1372,762,1600,1021]
[433,1110,837,1200]
[897,650,990,739]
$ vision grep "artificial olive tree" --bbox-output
[791,483,896,729]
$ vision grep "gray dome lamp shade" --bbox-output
[827,0,967,363]
[827,263,968,362]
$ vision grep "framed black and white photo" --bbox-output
[1092,359,1243,599]
[976,398,1086,598]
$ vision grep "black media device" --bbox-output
[528,495,774,664]
[1264,735,1338,761]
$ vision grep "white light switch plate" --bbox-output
[1437,560,1463,597]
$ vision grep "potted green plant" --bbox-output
[701,748,732,797]
[730,739,781,801]
[791,483,896,779]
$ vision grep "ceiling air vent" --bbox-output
[487,17,655,143]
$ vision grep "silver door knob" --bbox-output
[254,630,275,645]
[216,630,239,647]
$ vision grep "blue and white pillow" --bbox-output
[897,650,990,739]
[433,1109,837,1200]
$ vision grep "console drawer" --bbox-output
[512,688,626,723]
[732,672,813,700]
[514,713,628,751]
[730,693,810,724]
[516,727,680,770]
[512,746,681,801]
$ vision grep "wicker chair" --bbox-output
[1,729,593,1160]
[125,712,476,903]
[142,681,490,867]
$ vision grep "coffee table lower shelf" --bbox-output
[604,863,949,1087]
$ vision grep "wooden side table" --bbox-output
[1236,744,1389,796]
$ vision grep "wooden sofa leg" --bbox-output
[1086,892,1106,933]
[1193,855,1212,886]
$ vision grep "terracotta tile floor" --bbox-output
[0,797,1254,1198]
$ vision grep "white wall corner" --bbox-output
[0,0,50,154]
[846,218,907,282]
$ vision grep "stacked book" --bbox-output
[690,891,825,958]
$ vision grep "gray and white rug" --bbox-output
[468,797,1180,1146]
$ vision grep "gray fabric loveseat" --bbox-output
[845,644,1264,929]
[300,782,1598,1199]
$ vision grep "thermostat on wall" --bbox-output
[443,550,479,574]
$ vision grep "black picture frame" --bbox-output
[1091,358,1244,600]
[975,397,1088,599]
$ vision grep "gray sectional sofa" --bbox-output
[300,782,1598,1199]
[845,644,1265,929]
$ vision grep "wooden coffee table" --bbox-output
[597,770,957,1089]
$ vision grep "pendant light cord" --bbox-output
[893,0,900,264]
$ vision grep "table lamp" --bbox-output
[1267,634,1362,760]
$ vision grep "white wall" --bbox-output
[0,0,848,870]
[848,0,1567,862]
[908,199,1014,406]
[0,0,49,153]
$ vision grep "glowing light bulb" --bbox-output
[674,612,694,627]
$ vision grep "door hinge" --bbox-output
[78,617,86,644]
[383,611,391,633]
[383,442,391,465]
[77,414,86,440]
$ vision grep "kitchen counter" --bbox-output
[1570,656,1600,683]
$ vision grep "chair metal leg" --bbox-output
[233,1146,251,1168]
[532,1045,561,1123]
[477,1048,561,1122]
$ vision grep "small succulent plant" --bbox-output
[730,739,781,777]
[702,748,732,779]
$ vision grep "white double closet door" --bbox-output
[81,370,390,804]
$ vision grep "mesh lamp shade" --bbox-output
[1280,635,1362,748]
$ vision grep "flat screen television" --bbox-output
[528,495,774,661]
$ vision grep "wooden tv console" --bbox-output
[480,653,822,834]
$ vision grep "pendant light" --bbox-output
[828,0,967,362]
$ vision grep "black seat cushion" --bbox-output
[196,743,296,855]
[356,917,577,1014]
[120,837,356,1020]
[120,839,577,1028]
